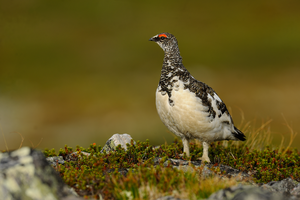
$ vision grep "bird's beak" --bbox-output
[149,37,154,41]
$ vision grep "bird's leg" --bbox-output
[181,137,190,157]
[201,141,211,163]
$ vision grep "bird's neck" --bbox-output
[163,49,182,66]
[160,49,189,82]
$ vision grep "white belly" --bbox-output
[156,80,233,142]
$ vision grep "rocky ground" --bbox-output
[1,134,300,200]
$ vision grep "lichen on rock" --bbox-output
[0,147,82,200]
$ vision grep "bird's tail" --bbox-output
[232,127,246,141]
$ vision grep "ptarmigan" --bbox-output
[149,32,246,163]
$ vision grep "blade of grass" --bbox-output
[0,123,9,151]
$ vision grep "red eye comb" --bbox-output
[158,34,168,38]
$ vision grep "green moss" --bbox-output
[43,148,57,157]
[43,139,300,199]
[206,142,300,183]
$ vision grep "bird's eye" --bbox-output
[160,36,166,40]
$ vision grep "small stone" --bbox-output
[46,156,65,167]
[164,158,189,166]
[65,151,92,162]
[100,133,135,153]
[208,185,291,200]
[153,157,162,165]
[201,165,216,178]
[262,178,298,194]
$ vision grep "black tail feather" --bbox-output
[232,127,246,141]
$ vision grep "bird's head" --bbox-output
[149,32,179,54]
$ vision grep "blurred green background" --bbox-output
[1,0,300,151]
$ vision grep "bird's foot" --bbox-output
[177,153,189,159]
[196,156,211,164]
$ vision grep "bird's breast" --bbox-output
[156,79,215,137]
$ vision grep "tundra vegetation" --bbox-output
[41,120,299,200]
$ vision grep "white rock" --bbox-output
[100,134,135,153]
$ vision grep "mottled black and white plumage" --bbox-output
[149,32,246,163]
